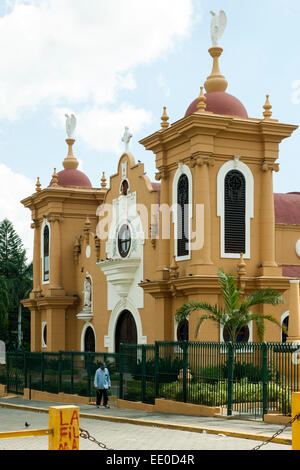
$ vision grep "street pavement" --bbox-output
[0,395,293,451]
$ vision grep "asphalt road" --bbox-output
[0,407,291,451]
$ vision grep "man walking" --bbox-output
[94,362,111,408]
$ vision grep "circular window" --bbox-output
[177,319,189,342]
[118,224,131,258]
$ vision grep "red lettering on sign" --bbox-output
[60,426,68,440]
[70,410,79,426]
[59,411,69,426]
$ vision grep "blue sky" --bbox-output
[0,0,299,260]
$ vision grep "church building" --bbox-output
[21,19,300,353]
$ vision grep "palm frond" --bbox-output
[240,289,283,313]
[175,301,224,323]
[218,269,241,313]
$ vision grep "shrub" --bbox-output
[123,380,155,404]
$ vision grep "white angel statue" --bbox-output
[210,10,227,47]
[65,113,77,139]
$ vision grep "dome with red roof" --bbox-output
[185,91,248,119]
[56,168,92,188]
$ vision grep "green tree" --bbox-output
[175,269,285,342]
[0,219,32,350]
[0,275,9,341]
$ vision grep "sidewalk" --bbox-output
[0,395,292,446]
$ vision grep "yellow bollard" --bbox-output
[48,406,80,450]
[292,393,300,450]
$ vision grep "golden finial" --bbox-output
[161,106,169,129]
[204,46,228,93]
[263,95,272,120]
[101,171,107,189]
[63,138,79,170]
[170,255,179,279]
[197,87,207,112]
[51,168,59,187]
[36,177,42,192]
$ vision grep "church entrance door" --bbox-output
[115,310,137,353]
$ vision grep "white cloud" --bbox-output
[53,104,153,154]
[0,164,34,261]
[0,0,193,120]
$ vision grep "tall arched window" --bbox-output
[224,170,246,254]
[217,159,254,259]
[177,174,189,258]
[43,224,50,282]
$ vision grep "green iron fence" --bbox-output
[4,351,120,401]
[119,341,300,419]
[2,342,300,419]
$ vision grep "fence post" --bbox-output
[24,352,28,390]
[262,342,268,417]
[141,345,146,403]
[182,341,188,403]
[71,352,74,395]
[6,353,9,394]
[119,343,124,400]
[87,352,92,397]
[58,351,62,393]
[41,352,45,392]
[48,406,80,450]
[154,341,160,398]
[227,342,234,416]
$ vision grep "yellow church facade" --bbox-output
[21,40,300,353]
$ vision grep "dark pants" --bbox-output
[96,388,108,406]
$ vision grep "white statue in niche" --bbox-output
[83,277,92,310]
[210,10,227,47]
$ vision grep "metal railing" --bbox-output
[2,342,300,420]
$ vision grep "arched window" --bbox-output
[217,159,254,259]
[177,319,189,342]
[282,314,289,343]
[177,174,189,258]
[121,179,129,196]
[84,326,95,352]
[42,322,47,348]
[172,164,193,261]
[223,324,250,343]
[43,224,50,282]
[224,170,246,254]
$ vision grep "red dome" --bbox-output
[52,169,92,188]
[185,91,248,119]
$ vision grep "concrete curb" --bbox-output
[0,401,291,446]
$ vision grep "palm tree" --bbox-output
[175,269,285,342]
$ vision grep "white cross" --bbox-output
[122,127,133,153]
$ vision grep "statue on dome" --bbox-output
[210,10,227,47]
[65,113,77,139]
